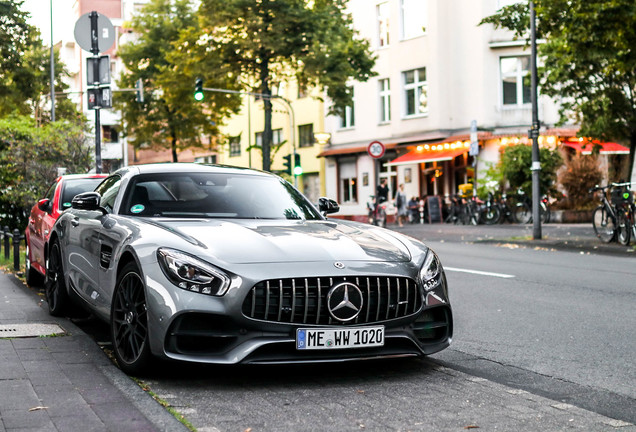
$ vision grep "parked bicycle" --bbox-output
[589,184,622,243]
[512,188,550,224]
[608,182,635,245]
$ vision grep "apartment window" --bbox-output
[229,135,241,157]
[379,78,391,123]
[339,160,358,203]
[401,0,426,40]
[102,125,118,143]
[339,87,355,128]
[255,129,283,147]
[377,2,390,47]
[498,0,522,8]
[501,56,531,106]
[403,68,428,116]
[298,124,314,148]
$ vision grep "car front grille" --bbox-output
[242,276,422,325]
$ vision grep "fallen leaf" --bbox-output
[356,390,365,394]
[244,428,252,432]
[29,406,48,412]
[464,426,479,429]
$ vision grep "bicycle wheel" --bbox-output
[616,209,631,245]
[514,202,532,224]
[592,206,616,243]
[482,205,501,225]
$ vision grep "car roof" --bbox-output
[118,163,274,178]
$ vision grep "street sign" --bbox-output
[86,55,110,86]
[469,119,479,156]
[367,140,385,159]
[74,12,115,53]
[87,87,112,110]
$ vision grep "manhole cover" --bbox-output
[0,323,66,338]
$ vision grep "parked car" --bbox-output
[45,163,452,374]
[25,174,107,285]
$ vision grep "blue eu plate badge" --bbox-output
[297,329,306,349]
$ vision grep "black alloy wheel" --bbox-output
[45,240,68,316]
[111,262,151,375]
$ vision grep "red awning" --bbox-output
[563,141,629,155]
[386,147,468,166]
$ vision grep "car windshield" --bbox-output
[60,178,104,210]
[122,172,323,220]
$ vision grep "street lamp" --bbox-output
[314,132,331,146]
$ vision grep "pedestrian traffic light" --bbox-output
[194,78,204,101]
[283,154,292,175]
[293,153,302,176]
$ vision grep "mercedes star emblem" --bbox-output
[327,282,364,322]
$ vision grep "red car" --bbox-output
[25,174,107,285]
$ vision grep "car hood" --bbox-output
[147,219,412,264]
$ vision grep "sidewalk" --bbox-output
[397,222,636,257]
[0,271,188,432]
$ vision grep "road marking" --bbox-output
[445,266,515,279]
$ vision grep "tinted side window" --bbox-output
[94,175,122,213]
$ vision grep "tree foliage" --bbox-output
[116,0,242,162]
[480,0,636,179]
[500,144,562,197]
[197,0,376,170]
[557,153,602,210]
[0,115,93,230]
[0,1,81,123]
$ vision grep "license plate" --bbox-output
[296,326,384,350]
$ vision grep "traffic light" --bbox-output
[194,78,204,101]
[283,154,292,175]
[293,153,303,176]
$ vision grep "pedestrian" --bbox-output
[408,196,420,223]
[376,178,389,204]
[395,183,407,227]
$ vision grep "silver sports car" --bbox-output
[46,163,452,374]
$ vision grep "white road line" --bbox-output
[444,266,515,279]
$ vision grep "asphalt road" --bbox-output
[70,223,636,431]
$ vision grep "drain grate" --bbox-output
[0,323,66,338]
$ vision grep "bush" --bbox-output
[557,153,602,210]
[500,144,563,198]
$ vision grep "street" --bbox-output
[70,223,635,431]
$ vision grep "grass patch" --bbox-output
[0,243,26,275]
[132,377,197,432]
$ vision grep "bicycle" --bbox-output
[589,185,619,243]
[513,188,550,224]
[609,182,635,245]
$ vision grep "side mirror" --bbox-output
[71,192,104,212]
[37,198,52,213]
[318,197,340,216]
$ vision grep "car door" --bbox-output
[28,181,58,272]
[66,175,121,309]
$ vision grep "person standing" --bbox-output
[395,183,407,227]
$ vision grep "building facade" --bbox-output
[319,0,579,220]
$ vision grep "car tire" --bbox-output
[45,240,68,316]
[110,261,151,375]
[25,242,44,287]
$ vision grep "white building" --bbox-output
[320,0,576,221]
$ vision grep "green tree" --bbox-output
[0,115,93,230]
[116,0,242,162]
[501,144,562,197]
[197,0,376,171]
[480,0,636,180]
[1,1,81,123]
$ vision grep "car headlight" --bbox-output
[157,248,230,296]
[419,250,441,292]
